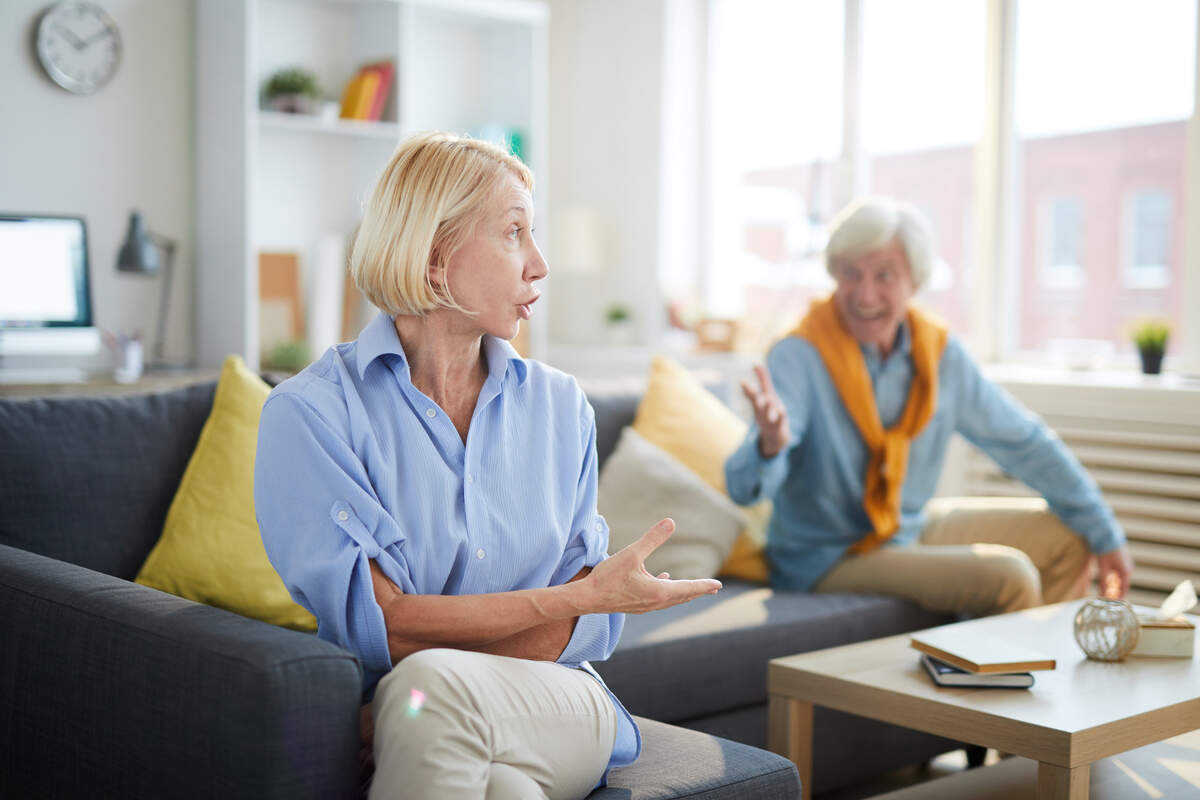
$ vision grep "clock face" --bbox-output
[36,2,122,95]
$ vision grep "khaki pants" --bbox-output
[813,497,1093,616]
[369,648,617,800]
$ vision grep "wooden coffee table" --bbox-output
[767,601,1200,800]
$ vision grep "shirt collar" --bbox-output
[355,311,528,385]
[859,319,912,363]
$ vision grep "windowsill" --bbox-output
[981,362,1200,393]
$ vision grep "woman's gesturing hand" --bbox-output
[580,519,721,615]
[741,364,790,458]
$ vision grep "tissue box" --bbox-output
[1132,615,1195,658]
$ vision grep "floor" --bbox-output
[815,748,1002,800]
[816,729,1200,799]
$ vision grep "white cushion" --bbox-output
[598,426,746,580]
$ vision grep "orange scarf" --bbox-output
[791,296,948,554]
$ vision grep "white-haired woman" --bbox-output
[724,195,1132,616]
[254,132,720,800]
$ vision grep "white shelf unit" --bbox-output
[195,0,549,370]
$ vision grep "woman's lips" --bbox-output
[518,294,540,320]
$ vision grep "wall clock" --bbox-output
[36,2,122,95]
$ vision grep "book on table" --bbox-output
[920,654,1035,688]
[909,627,1056,674]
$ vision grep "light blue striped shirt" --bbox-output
[253,311,639,775]
[725,322,1125,592]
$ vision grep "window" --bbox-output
[696,0,1198,368]
[1125,190,1173,289]
[1010,0,1193,358]
[705,0,842,353]
[1041,197,1083,289]
[861,0,983,336]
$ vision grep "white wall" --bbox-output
[546,0,667,346]
[0,0,193,366]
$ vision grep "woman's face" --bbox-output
[831,238,916,354]
[439,173,548,340]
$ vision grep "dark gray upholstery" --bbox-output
[595,717,800,799]
[0,543,363,800]
[590,391,641,467]
[0,383,216,579]
[603,582,948,721]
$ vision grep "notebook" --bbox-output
[910,628,1056,674]
[921,654,1035,688]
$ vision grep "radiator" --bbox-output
[953,370,1200,609]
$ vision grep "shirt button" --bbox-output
[467,473,474,484]
[337,510,349,521]
[594,521,603,532]
[476,548,486,559]
[425,408,436,418]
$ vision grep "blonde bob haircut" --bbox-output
[824,196,934,290]
[350,131,534,317]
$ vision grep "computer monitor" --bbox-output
[0,213,101,359]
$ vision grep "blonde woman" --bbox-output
[253,132,720,800]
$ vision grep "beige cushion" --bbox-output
[598,426,746,579]
[631,355,771,582]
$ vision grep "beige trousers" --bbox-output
[369,648,617,800]
[813,497,1093,616]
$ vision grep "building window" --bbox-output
[1041,197,1083,289]
[1124,190,1172,289]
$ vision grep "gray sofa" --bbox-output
[0,378,955,799]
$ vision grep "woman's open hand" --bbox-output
[742,364,790,458]
[580,519,721,615]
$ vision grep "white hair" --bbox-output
[824,196,934,289]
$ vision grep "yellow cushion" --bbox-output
[135,355,317,631]
[631,356,771,582]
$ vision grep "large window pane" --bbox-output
[862,0,984,338]
[1011,0,1195,363]
[706,0,842,352]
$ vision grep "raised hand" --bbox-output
[581,519,721,615]
[741,364,790,458]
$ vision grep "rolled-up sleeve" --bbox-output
[950,345,1124,554]
[254,392,408,693]
[555,400,624,668]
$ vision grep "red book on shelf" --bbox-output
[365,61,394,122]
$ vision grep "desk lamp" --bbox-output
[116,210,177,365]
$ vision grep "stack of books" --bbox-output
[338,61,394,122]
[911,628,1056,689]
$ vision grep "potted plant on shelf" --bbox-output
[263,67,321,114]
[605,304,635,346]
[1130,318,1170,375]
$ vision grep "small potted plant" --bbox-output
[605,304,635,346]
[263,67,321,114]
[1130,318,1170,375]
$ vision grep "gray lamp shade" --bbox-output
[117,211,160,273]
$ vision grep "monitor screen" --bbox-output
[0,213,93,328]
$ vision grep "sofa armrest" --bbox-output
[0,544,362,800]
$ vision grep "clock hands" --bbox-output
[81,27,114,47]
[53,23,87,50]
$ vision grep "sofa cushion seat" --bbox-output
[598,579,951,723]
[592,717,800,800]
